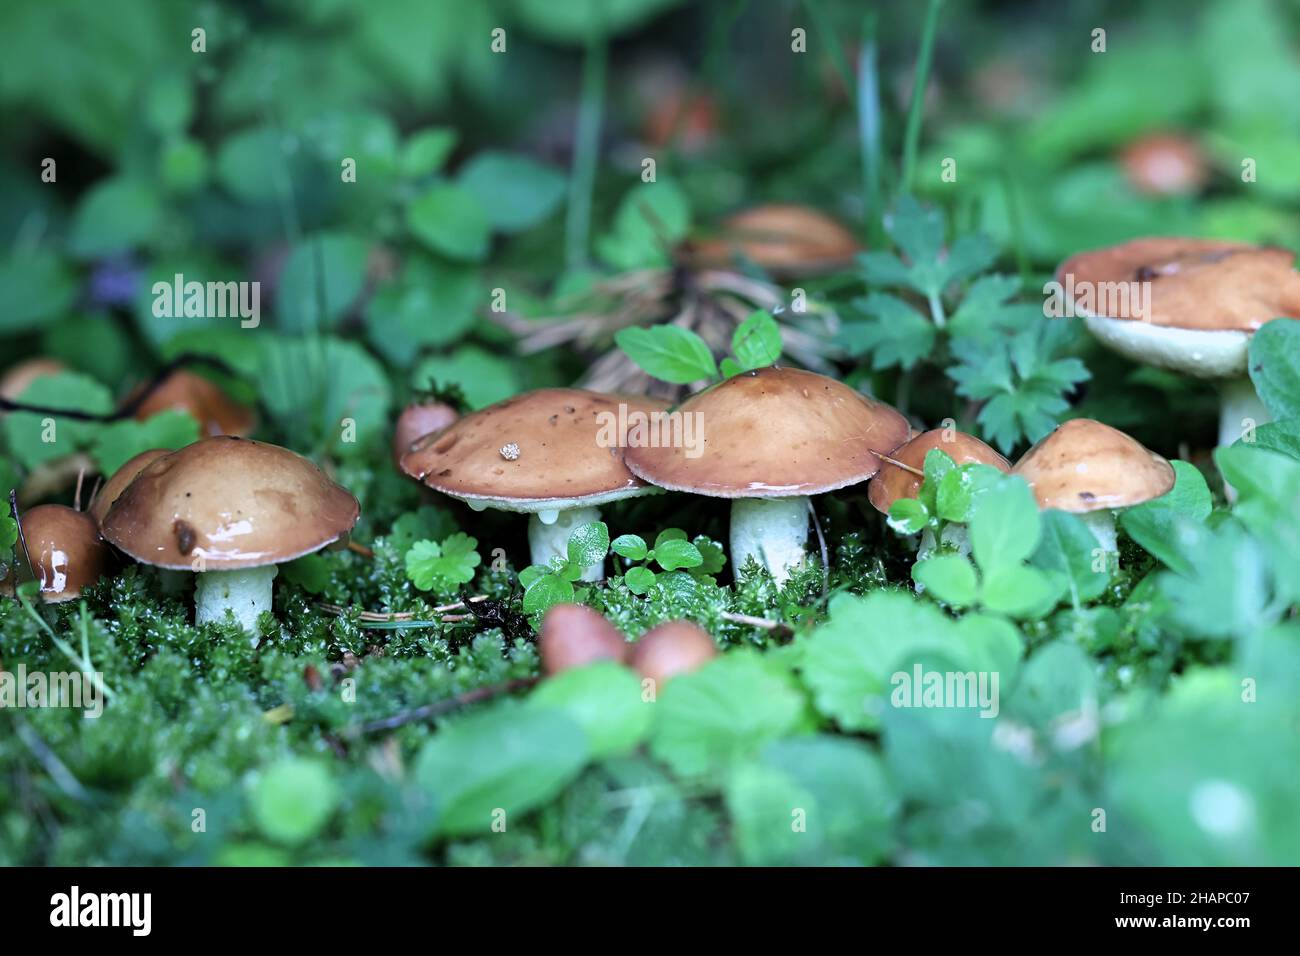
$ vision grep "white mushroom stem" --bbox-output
[528,506,604,582]
[195,565,278,637]
[1080,511,1117,556]
[730,496,810,585]
[1218,376,1271,448]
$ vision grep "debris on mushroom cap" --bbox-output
[538,603,628,675]
[100,436,359,571]
[391,400,459,469]
[88,448,171,526]
[6,505,112,603]
[1120,133,1207,196]
[399,388,669,513]
[684,204,860,277]
[630,620,717,687]
[0,357,67,402]
[1057,237,1300,332]
[1011,419,1175,513]
[131,370,256,437]
[625,366,910,498]
[868,428,1010,515]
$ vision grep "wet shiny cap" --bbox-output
[868,428,1010,514]
[100,436,359,570]
[624,367,910,498]
[6,505,112,603]
[400,388,667,513]
[88,448,172,526]
[1012,419,1175,513]
[1057,237,1300,332]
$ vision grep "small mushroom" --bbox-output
[100,436,359,636]
[684,204,861,278]
[400,389,667,582]
[538,603,627,675]
[2,505,112,602]
[130,369,256,437]
[87,448,172,526]
[868,428,1010,557]
[1119,133,1207,196]
[1011,419,1175,553]
[625,366,909,583]
[1058,238,1300,448]
[391,399,460,469]
[630,620,717,688]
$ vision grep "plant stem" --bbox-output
[856,12,883,245]
[901,0,944,194]
[565,33,608,271]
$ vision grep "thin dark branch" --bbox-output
[351,677,539,735]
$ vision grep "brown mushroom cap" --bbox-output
[868,428,1010,514]
[131,370,256,437]
[625,367,910,499]
[101,436,359,570]
[0,358,67,402]
[1012,419,1175,513]
[538,603,628,675]
[400,389,668,513]
[630,620,717,687]
[392,400,460,470]
[1057,237,1300,332]
[88,448,172,526]
[685,204,860,277]
[1120,134,1207,196]
[7,505,112,603]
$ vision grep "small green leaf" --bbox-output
[611,534,649,561]
[405,533,481,592]
[730,310,782,370]
[887,498,930,535]
[407,184,490,261]
[912,555,978,607]
[654,538,703,571]
[523,573,575,615]
[980,564,1063,619]
[615,326,718,384]
[566,521,610,570]
[969,476,1041,571]
[624,565,657,594]
[400,127,458,178]
[281,554,331,595]
[529,663,650,758]
[653,528,688,549]
[1248,318,1300,420]
[251,759,339,846]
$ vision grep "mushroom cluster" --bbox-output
[538,602,717,688]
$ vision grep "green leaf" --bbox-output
[611,534,649,561]
[624,565,657,594]
[653,538,702,571]
[405,533,481,591]
[1032,509,1111,604]
[275,233,371,333]
[614,325,718,384]
[387,506,457,553]
[523,573,575,615]
[566,521,610,570]
[649,651,811,777]
[0,516,17,551]
[969,475,1041,571]
[400,127,458,178]
[0,251,77,334]
[653,528,688,548]
[935,466,974,522]
[979,564,1065,619]
[887,498,930,535]
[1252,419,1300,460]
[529,663,651,758]
[280,554,332,595]
[407,184,490,261]
[69,177,162,257]
[91,411,200,475]
[727,736,897,866]
[410,345,520,410]
[912,555,978,608]
[691,535,727,576]
[2,372,113,469]
[414,702,589,836]
[1248,318,1300,420]
[457,151,567,233]
[730,310,782,370]
[719,357,743,378]
[251,759,339,846]
[920,448,957,514]
[367,257,480,365]
[840,293,936,371]
[1120,460,1212,573]
[596,180,692,271]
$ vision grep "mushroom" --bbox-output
[392,399,460,470]
[684,204,861,277]
[868,428,1010,556]
[0,357,66,405]
[624,366,910,583]
[629,620,717,688]
[1119,133,1207,196]
[538,603,628,674]
[1011,419,1175,553]
[87,448,172,526]
[1,505,112,602]
[130,369,255,437]
[100,436,359,635]
[400,389,666,582]
[1057,238,1300,448]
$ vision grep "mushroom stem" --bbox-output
[1218,376,1271,448]
[1080,511,1118,556]
[730,496,810,584]
[195,566,278,637]
[527,506,604,581]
